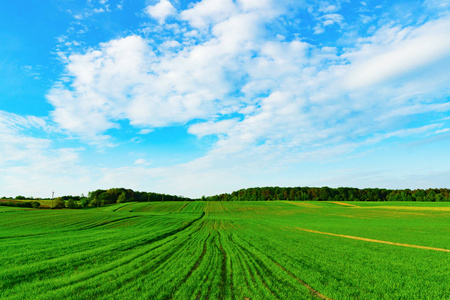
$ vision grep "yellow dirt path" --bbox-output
[366,206,450,211]
[283,201,321,208]
[295,227,450,252]
[331,202,360,207]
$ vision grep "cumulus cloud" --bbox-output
[47,2,285,144]
[145,0,177,24]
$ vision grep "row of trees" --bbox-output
[1,195,50,201]
[85,188,191,207]
[44,189,191,209]
[1,188,192,209]
[3,186,449,209]
[0,201,41,208]
[203,187,450,202]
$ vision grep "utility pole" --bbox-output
[51,191,54,209]
[148,194,149,203]
[162,194,164,202]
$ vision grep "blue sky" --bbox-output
[0,0,449,198]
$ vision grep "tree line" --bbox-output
[86,188,191,206]
[203,186,450,202]
[2,186,449,209]
[0,200,41,208]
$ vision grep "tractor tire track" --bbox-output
[1,213,205,290]
[230,235,279,298]
[179,232,210,286]
[234,234,332,300]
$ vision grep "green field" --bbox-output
[0,201,449,299]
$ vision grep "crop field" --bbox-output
[0,201,449,299]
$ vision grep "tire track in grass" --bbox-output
[234,234,331,300]
[206,235,221,299]
[193,230,223,300]
[72,235,192,300]
[123,236,195,293]
[192,233,218,300]
[78,216,139,230]
[226,233,251,298]
[0,231,126,267]
[2,227,183,299]
[119,212,205,252]
[234,241,272,298]
[59,218,204,300]
[272,260,331,300]
[110,215,207,298]
[178,202,190,212]
[179,232,210,287]
[295,227,450,252]
[26,234,180,300]
[1,213,206,292]
[218,229,232,300]
[120,235,199,298]
[111,203,130,212]
[0,216,139,240]
[229,235,279,299]
[217,231,228,300]
[0,230,157,289]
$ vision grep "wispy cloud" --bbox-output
[0,111,91,197]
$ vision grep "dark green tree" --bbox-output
[117,192,127,203]
[53,197,65,208]
[66,198,77,208]
[31,201,40,208]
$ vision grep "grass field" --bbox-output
[0,201,449,299]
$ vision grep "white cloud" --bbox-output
[314,13,344,33]
[145,0,177,24]
[39,1,450,196]
[47,3,285,144]
[0,111,91,197]
[48,4,450,153]
[344,17,450,89]
[424,0,450,10]
[188,119,238,137]
[0,112,51,165]
[181,0,237,28]
[134,158,149,165]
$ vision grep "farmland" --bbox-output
[0,201,449,299]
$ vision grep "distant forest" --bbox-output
[0,187,450,208]
[0,188,190,209]
[204,187,450,202]
[2,186,450,208]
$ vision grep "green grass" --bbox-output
[0,206,29,212]
[0,201,449,299]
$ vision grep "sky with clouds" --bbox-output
[0,0,449,198]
